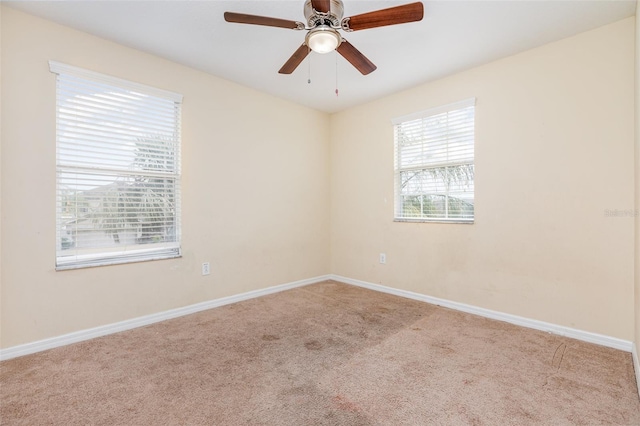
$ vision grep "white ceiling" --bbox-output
[5,0,636,113]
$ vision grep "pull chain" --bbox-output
[307,47,312,84]
[335,50,339,97]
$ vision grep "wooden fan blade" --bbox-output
[279,44,310,74]
[344,2,424,31]
[311,0,331,13]
[336,40,377,75]
[224,12,303,30]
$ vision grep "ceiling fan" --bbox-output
[224,0,424,75]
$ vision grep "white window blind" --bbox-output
[50,62,183,269]
[393,98,475,222]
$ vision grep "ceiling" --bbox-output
[5,0,636,113]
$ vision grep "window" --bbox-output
[393,98,475,223]
[50,62,182,269]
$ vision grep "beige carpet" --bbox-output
[1,281,639,425]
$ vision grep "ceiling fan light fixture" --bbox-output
[306,26,341,54]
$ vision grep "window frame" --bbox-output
[392,98,476,224]
[50,61,183,270]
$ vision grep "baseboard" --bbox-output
[0,274,331,361]
[2,274,632,360]
[330,275,633,352]
[633,344,640,397]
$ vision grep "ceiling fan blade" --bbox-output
[279,44,310,74]
[343,2,424,31]
[224,12,304,30]
[311,0,331,14]
[336,40,377,75]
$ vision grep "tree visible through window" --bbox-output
[51,62,182,269]
[393,99,475,222]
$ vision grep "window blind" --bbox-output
[393,98,475,222]
[50,62,183,269]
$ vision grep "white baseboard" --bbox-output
[633,344,640,397]
[330,275,633,352]
[2,274,633,360]
[0,275,331,361]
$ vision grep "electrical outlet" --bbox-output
[202,262,211,276]
[379,253,386,264]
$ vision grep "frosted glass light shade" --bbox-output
[306,27,340,54]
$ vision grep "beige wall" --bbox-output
[1,8,636,350]
[330,18,635,340]
[0,5,3,349]
[635,4,640,357]
[0,8,330,348]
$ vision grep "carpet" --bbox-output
[1,280,639,425]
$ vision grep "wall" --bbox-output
[0,5,3,349]
[634,2,640,376]
[0,7,330,348]
[0,7,636,351]
[330,18,635,340]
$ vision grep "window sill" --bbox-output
[394,218,474,224]
[56,252,181,271]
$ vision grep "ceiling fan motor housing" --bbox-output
[304,0,344,28]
